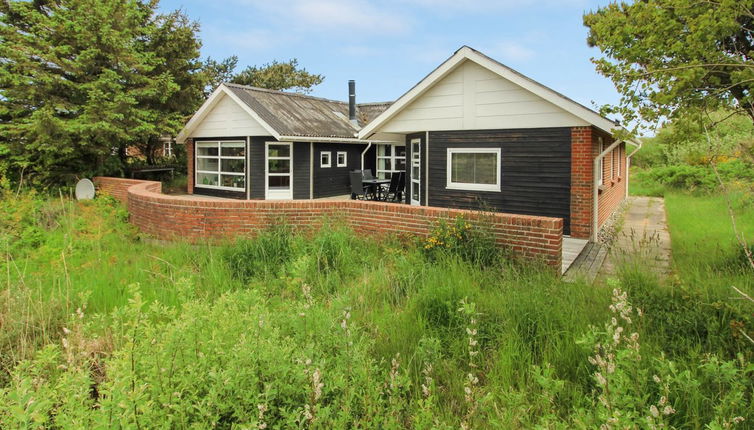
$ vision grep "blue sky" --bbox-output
[159,0,618,113]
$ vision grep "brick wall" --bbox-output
[595,130,627,226]
[570,127,627,239]
[93,177,564,269]
[570,127,593,239]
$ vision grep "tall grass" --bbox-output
[1,190,752,428]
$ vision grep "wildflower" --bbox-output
[662,405,675,416]
[649,405,659,418]
[653,375,661,384]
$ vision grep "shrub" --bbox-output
[633,159,754,195]
[423,216,500,266]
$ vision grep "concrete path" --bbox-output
[601,196,672,278]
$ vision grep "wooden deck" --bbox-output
[562,237,588,274]
[563,240,608,282]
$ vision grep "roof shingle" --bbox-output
[223,83,391,139]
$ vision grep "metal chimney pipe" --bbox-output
[348,80,357,126]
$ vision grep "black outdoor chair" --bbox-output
[395,172,406,202]
[350,171,371,200]
[381,172,402,202]
[363,169,375,180]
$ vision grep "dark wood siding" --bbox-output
[312,143,368,198]
[404,133,426,205]
[193,136,247,200]
[293,142,311,199]
[427,128,572,235]
[249,136,271,199]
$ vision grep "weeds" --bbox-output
[1,192,752,427]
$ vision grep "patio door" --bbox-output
[410,138,421,206]
[266,142,292,200]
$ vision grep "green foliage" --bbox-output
[584,1,754,132]
[201,55,239,96]
[223,222,294,281]
[231,58,324,93]
[633,160,754,195]
[423,216,501,266]
[0,0,204,185]
[1,192,753,427]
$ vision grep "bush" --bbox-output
[633,159,754,194]
[423,216,501,266]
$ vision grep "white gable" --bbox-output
[191,92,270,138]
[379,60,589,134]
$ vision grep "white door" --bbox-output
[410,138,421,206]
[266,142,293,200]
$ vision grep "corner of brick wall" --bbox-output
[570,127,593,239]
[185,138,194,195]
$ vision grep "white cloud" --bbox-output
[492,41,536,62]
[233,0,411,34]
[400,0,587,11]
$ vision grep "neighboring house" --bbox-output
[176,46,639,240]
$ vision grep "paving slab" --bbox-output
[601,196,672,278]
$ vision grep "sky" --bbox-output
[159,0,619,115]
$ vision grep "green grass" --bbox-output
[1,189,752,428]
[665,191,754,295]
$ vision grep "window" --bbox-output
[597,137,604,186]
[615,144,622,177]
[336,151,347,167]
[320,151,331,168]
[376,144,406,179]
[195,140,245,191]
[446,148,501,192]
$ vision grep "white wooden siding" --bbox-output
[380,60,589,133]
[192,94,269,138]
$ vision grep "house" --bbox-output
[176,46,639,241]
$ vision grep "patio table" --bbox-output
[362,178,391,200]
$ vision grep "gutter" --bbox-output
[360,143,372,172]
[277,135,395,144]
[624,138,643,199]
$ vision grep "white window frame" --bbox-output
[376,144,406,179]
[265,141,293,200]
[320,151,331,168]
[195,140,246,192]
[446,147,501,192]
[336,151,347,167]
[615,144,623,178]
[597,137,605,186]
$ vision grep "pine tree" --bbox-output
[0,0,204,184]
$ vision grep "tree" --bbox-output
[0,0,204,184]
[231,59,324,93]
[584,1,754,134]
[202,56,238,97]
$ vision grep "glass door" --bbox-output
[410,139,421,206]
[266,142,292,200]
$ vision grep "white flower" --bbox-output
[662,405,675,415]
[649,405,659,418]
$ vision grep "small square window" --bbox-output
[336,151,347,167]
[320,151,331,168]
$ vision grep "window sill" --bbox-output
[446,184,501,193]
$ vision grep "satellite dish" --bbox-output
[75,178,95,200]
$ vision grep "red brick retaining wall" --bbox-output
[93,177,563,268]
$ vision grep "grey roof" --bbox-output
[223,83,392,139]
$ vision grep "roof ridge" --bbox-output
[357,101,393,106]
[222,82,350,105]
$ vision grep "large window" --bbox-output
[196,140,246,191]
[376,144,406,179]
[446,148,501,192]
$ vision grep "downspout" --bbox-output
[625,139,643,199]
[592,139,624,242]
[360,142,372,172]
